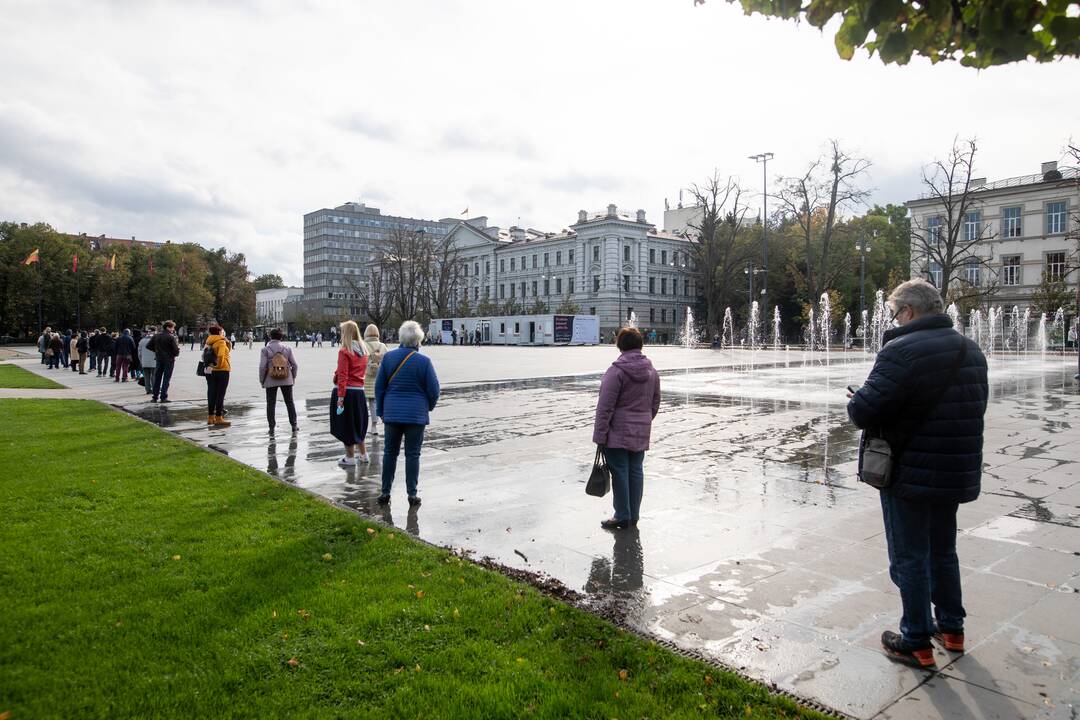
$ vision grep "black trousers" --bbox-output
[266,385,297,428]
[207,371,230,416]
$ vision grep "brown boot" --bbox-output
[215,415,231,428]
[208,414,216,425]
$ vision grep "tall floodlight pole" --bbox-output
[749,152,774,315]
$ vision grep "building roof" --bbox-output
[907,166,1079,206]
[63,233,168,250]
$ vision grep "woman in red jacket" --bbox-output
[331,320,369,466]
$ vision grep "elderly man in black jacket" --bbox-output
[848,278,988,669]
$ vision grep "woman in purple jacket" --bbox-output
[592,327,661,530]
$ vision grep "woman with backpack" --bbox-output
[259,327,299,433]
[363,324,389,436]
[204,325,232,427]
[330,320,369,467]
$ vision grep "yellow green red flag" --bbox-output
[23,248,40,265]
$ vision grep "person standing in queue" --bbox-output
[330,320,369,466]
[204,325,232,427]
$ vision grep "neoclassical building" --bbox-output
[446,204,697,342]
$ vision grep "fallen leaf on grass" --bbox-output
[423,625,430,632]
[366,528,376,535]
[704,674,713,686]
[322,553,333,561]
[618,669,629,681]
[286,657,300,668]
[171,555,181,561]
[1,710,11,720]
[453,608,460,619]
[298,609,311,620]
[394,666,404,674]
[357,639,366,646]
[114,619,123,627]
[388,533,395,539]
[414,664,421,672]
[272,611,277,618]
[415,591,425,599]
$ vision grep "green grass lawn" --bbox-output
[0,400,824,719]
[0,363,65,389]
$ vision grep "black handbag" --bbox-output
[858,340,968,489]
[586,446,611,497]
[196,361,205,376]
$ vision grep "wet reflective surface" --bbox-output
[123,352,1080,719]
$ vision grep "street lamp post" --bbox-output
[856,230,875,348]
[749,152,774,315]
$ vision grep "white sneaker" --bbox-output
[358,453,370,463]
[338,456,357,467]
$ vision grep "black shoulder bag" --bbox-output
[858,340,968,489]
[586,446,611,497]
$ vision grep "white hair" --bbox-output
[888,278,944,316]
[398,320,423,348]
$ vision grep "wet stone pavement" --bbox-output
[117,352,1080,720]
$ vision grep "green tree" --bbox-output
[252,273,285,290]
[1031,275,1075,316]
[556,294,581,315]
[723,0,1080,68]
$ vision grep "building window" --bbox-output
[1002,255,1021,286]
[1002,207,1022,238]
[543,279,549,295]
[649,277,656,294]
[685,278,691,296]
[963,211,981,243]
[661,250,667,266]
[590,307,596,315]
[486,261,490,275]
[568,277,574,294]
[510,258,516,271]
[1046,251,1066,281]
[965,259,981,287]
[661,278,668,295]
[649,308,655,322]
[927,216,942,246]
[543,253,549,267]
[500,284,505,298]
[522,256,526,271]
[500,259,505,273]
[555,251,561,266]
[661,308,666,323]
[929,261,942,287]
[568,249,574,264]
[532,280,538,296]
[484,286,490,298]
[623,275,630,293]
[624,245,630,262]
[474,287,479,301]
[649,248,655,264]
[1047,201,1067,234]
[592,275,600,292]
[520,282,526,297]
[532,255,538,269]
[556,278,562,294]
[593,246,600,262]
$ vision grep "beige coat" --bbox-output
[69,337,79,360]
[363,338,389,387]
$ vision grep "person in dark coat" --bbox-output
[114,329,137,382]
[847,278,988,669]
[151,321,181,402]
[374,320,440,506]
[592,327,661,530]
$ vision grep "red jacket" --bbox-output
[334,347,368,397]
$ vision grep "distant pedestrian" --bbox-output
[374,320,440,506]
[108,332,120,379]
[75,331,88,374]
[316,331,324,348]
[330,320,369,466]
[363,324,389,436]
[138,326,156,394]
[451,328,457,345]
[848,279,988,669]
[47,333,62,369]
[60,329,71,368]
[205,325,232,427]
[96,330,112,377]
[592,327,661,530]
[68,333,79,372]
[37,328,50,364]
[259,328,299,433]
[114,329,136,382]
[150,320,180,403]
[245,330,254,349]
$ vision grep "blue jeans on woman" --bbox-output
[880,491,965,646]
[381,422,425,497]
[604,447,645,523]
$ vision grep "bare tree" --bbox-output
[774,140,871,304]
[687,173,754,335]
[383,226,428,321]
[347,257,393,329]
[423,234,464,318]
[910,138,998,304]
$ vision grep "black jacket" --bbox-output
[151,330,180,362]
[115,334,137,357]
[847,314,988,504]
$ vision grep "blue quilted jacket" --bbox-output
[847,314,988,503]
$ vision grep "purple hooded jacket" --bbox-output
[592,349,661,452]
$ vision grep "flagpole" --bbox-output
[75,257,81,330]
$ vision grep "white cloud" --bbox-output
[1,0,1078,286]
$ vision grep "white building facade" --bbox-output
[906,162,1078,310]
[445,204,698,342]
[256,287,304,327]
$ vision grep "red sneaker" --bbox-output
[881,631,936,668]
[932,629,965,653]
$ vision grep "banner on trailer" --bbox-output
[441,319,453,344]
[570,315,599,344]
[553,315,573,344]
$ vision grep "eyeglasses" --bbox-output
[889,305,908,323]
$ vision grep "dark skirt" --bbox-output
[329,388,368,445]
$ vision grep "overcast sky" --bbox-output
[2,0,1078,286]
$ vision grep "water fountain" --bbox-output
[772,306,782,351]
[628,310,638,329]
[969,309,982,349]
[1020,308,1031,353]
[680,306,697,350]
[987,306,999,357]
[1037,312,1048,355]
[947,302,961,332]
[1053,307,1065,353]
[722,307,734,349]
[748,301,760,350]
[818,293,831,364]
[843,313,851,351]
[870,290,888,353]
[806,306,816,352]
[860,309,868,353]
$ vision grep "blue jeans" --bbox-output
[152,359,174,400]
[880,491,965,646]
[604,447,645,523]
[381,422,425,497]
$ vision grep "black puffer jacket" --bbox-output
[848,314,988,503]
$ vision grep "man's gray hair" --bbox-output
[888,278,944,315]
[398,320,423,348]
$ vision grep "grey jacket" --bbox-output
[259,340,298,388]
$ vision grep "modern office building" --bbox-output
[444,204,697,342]
[294,201,455,321]
[255,287,304,328]
[905,161,1078,310]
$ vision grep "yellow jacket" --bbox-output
[206,334,232,372]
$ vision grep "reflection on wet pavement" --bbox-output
[124,354,1080,719]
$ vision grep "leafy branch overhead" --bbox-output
[722,0,1080,67]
